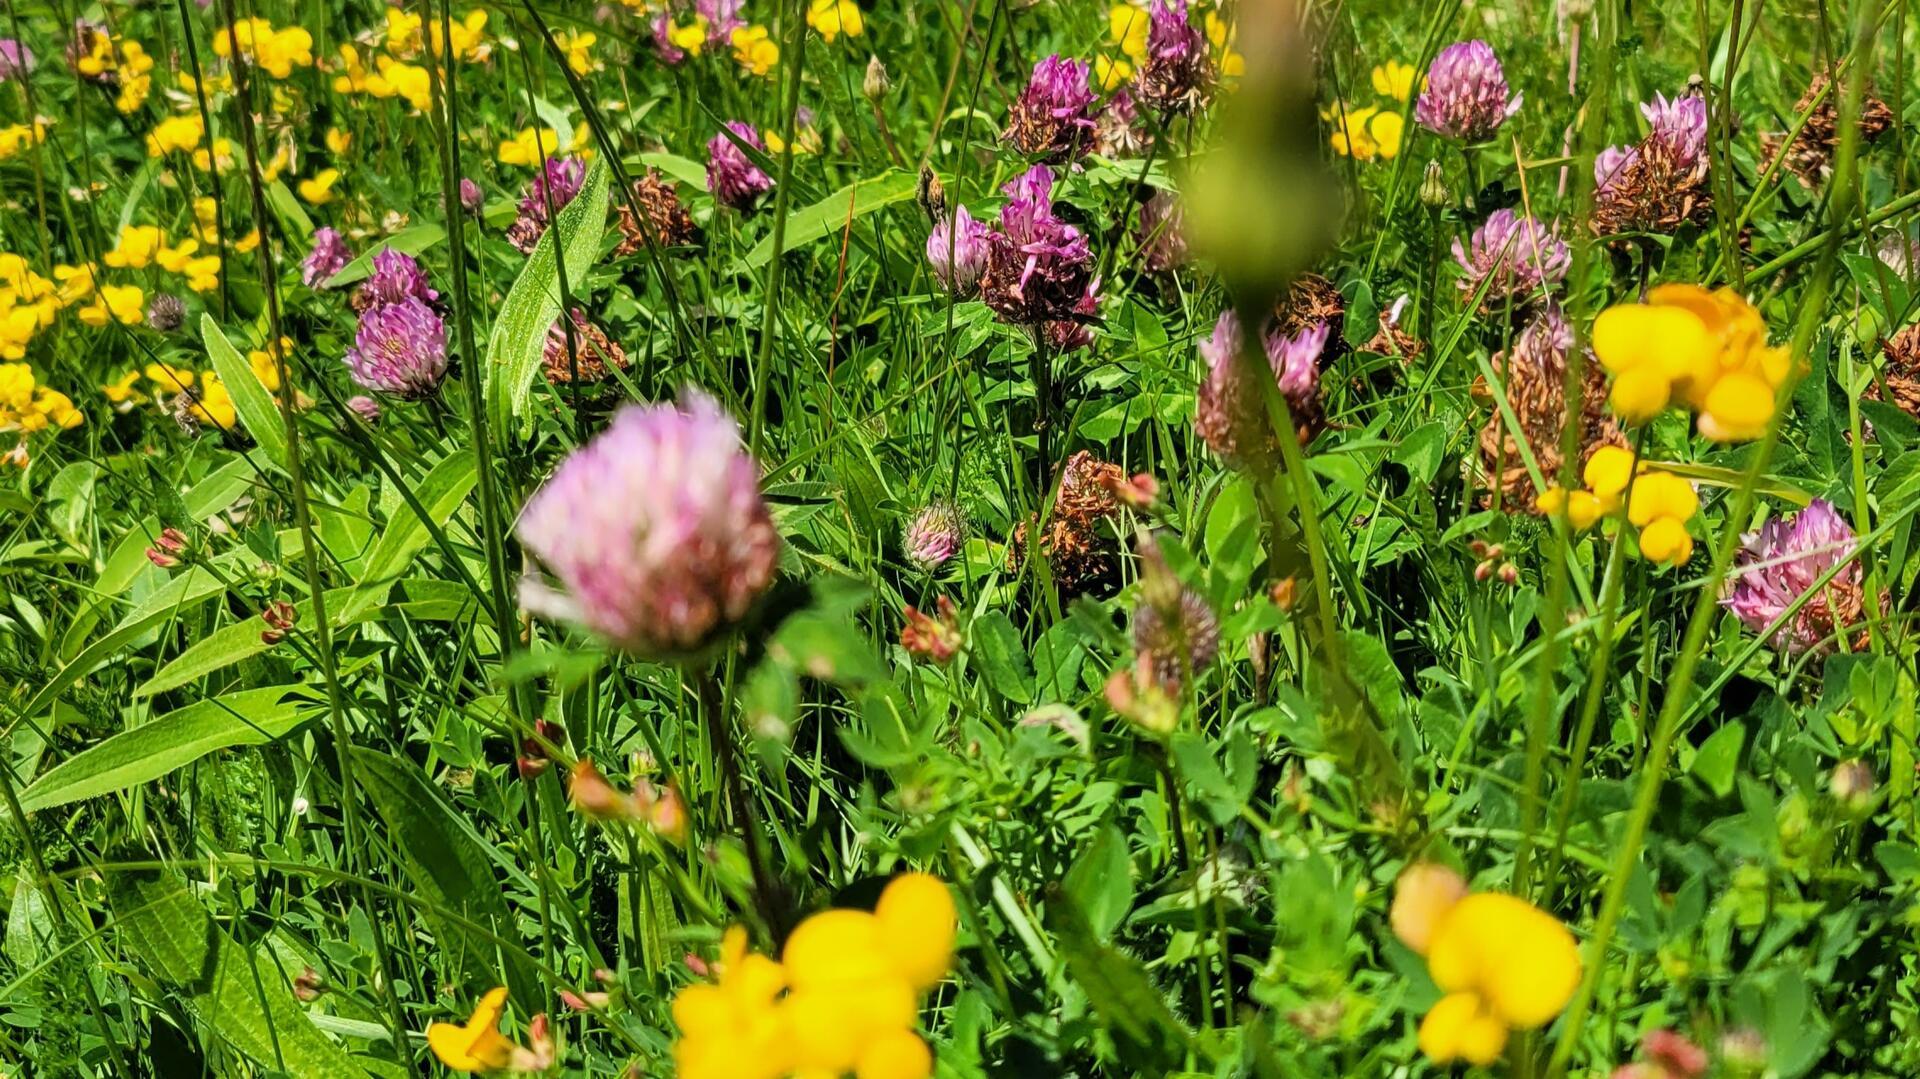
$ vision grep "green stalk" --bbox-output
[215,0,408,1055]
[747,0,813,457]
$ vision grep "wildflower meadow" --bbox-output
[1,0,1918,1075]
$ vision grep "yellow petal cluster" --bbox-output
[673,873,956,1079]
[1371,60,1423,103]
[212,19,315,79]
[731,26,780,76]
[1392,865,1581,1067]
[806,0,865,42]
[145,114,206,158]
[426,987,520,1072]
[1,364,85,444]
[0,120,48,162]
[1593,285,1793,441]
[1535,446,1698,567]
[1326,103,1405,161]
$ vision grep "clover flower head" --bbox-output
[1004,55,1097,160]
[1135,0,1210,112]
[926,205,990,295]
[1131,534,1219,692]
[706,120,774,211]
[1453,209,1570,308]
[0,39,34,81]
[1195,310,1329,462]
[516,391,780,659]
[345,296,447,398]
[145,293,186,333]
[903,502,967,572]
[358,247,438,308]
[1414,40,1521,142]
[506,156,587,254]
[1641,91,1708,167]
[979,165,1095,326]
[1138,188,1188,272]
[301,227,353,288]
[1723,499,1877,655]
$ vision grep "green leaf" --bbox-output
[334,452,479,624]
[1043,883,1192,1071]
[971,611,1035,705]
[19,686,310,812]
[735,169,917,273]
[1063,824,1134,939]
[1170,731,1240,825]
[628,152,708,191]
[265,178,316,239]
[1689,721,1746,798]
[485,159,611,433]
[323,224,447,288]
[201,314,289,473]
[107,867,382,1076]
[353,749,542,1004]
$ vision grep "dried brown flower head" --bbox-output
[541,309,630,386]
[1474,309,1626,509]
[1873,323,1920,418]
[1007,451,1128,597]
[1761,71,1895,188]
[614,170,698,255]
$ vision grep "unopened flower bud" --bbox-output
[568,759,629,820]
[517,719,566,779]
[1419,161,1449,207]
[1270,576,1298,611]
[292,966,326,1001]
[260,599,298,645]
[1390,862,1467,955]
[145,526,189,568]
[1497,562,1519,585]
[1830,759,1876,812]
[863,54,890,101]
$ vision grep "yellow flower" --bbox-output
[433,11,491,61]
[366,57,433,111]
[181,255,223,293]
[1416,892,1581,1066]
[1390,862,1468,955]
[384,7,425,56]
[1109,4,1150,60]
[873,872,957,992]
[194,138,238,174]
[426,987,517,1072]
[53,264,96,306]
[498,126,563,166]
[333,43,371,94]
[763,126,820,156]
[806,0,865,42]
[1371,60,1421,103]
[1626,471,1698,528]
[1095,55,1134,92]
[103,369,146,407]
[1327,105,1404,161]
[145,114,206,158]
[1593,285,1790,441]
[1581,444,1636,507]
[0,363,35,412]
[556,30,600,75]
[145,363,196,393]
[191,373,238,431]
[668,18,710,56]
[325,127,352,156]
[104,226,166,270]
[34,388,82,430]
[213,19,314,79]
[297,169,341,205]
[730,26,779,76]
[1205,12,1243,77]
[0,121,47,161]
[1636,516,1694,566]
[0,307,38,360]
[98,284,146,325]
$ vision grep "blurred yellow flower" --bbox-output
[189,372,238,431]
[806,0,864,42]
[145,364,196,393]
[325,127,352,156]
[1371,60,1421,103]
[103,370,146,408]
[297,169,341,205]
[1415,892,1581,1066]
[1108,4,1150,60]
[1095,55,1134,92]
[104,226,166,270]
[1204,12,1243,77]
[556,30,600,75]
[212,19,314,79]
[145,114,206,158]
[0,121,47,161]
[731,26,779,76]
[499,126,560,166]
[384,7,425,56]
[1327,104,1405,161]
[52,264,96,305]
[366,56,433,111]
[426,987,517,1072]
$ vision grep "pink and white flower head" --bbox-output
[1594,144,1637,195]
[359,248,439,308]
[1641,91,1709,167]
[650,14,686,63]
[346,297,448,397]
[1138,189,1188,273]
[1004,55,1098,160]
[903,501,966,572]
[696,0,747,43]
[1452,209,1570,308]
[506,156,588,254]
[1723,499,1878,655]
[301,228,353,288]
[516,391,781,659]
[1414,40,1522,143]
[0,39,34,82]
[1194,310,1329,462]
[1136,0,1211,112]
[707,121,774,212]
[926,205,990,295]
[980,165,1096,326]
